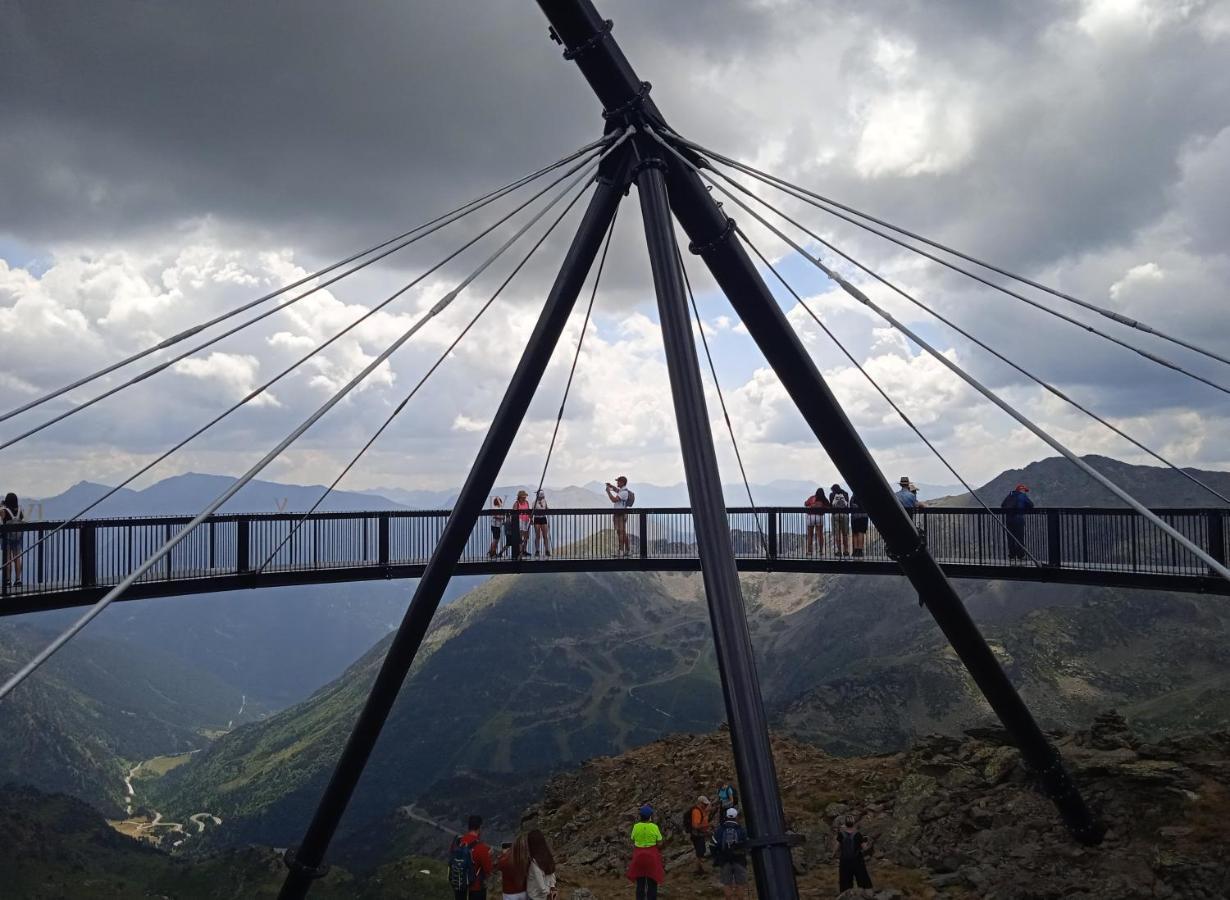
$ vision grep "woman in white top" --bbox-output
[532,490,551,557]
[526,829,558,900]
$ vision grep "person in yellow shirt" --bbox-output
[626,804,665,900]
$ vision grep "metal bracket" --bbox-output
[631,156,668,177]
[688,216,736,256]
[745,832,807,850]
[283,848,330,880]
[563,18,614,60]
[602,80,652,121]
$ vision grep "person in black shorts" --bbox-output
[532,489,551,557]
[687,796,713,876]
[487,497,506,558]
[849,493,869,558]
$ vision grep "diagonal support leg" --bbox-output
[277,146,633,900]
[634,143,800,898]
[663,155,1104,844]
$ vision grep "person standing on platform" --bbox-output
[849,493,869,558]
[605,475,633,557]
[829,483,851,557]
[1000,482,1034,562]
[804,488,830,557]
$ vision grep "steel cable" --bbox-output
[534,206,618,496]
[256,182,594,574]
[699,160,1230,507]
[741,233,1042,566]
[673,239,768,558]
[0,144,615,453]
[0,129,632,700]
[0,136,614,427]
[663,130,1230,372]
[650,131,1230,586]
[8,143,622,567]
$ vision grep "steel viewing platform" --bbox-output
[4,504,1227,615]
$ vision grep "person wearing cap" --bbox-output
[605,475,632,557]
[687,795,714,875]
[627,804,665,900]
[894,476,918,513]
[713,807,749,899]
[1000,482,1034,562]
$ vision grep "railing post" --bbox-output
[767,509,778,562]
[236,518,250,574]
[1047,509,1062,568]
[378,513,390,568]
[638,511,648,560]
[79,523,97,588]
[1208,511,1227,570]
[208,519,217,570]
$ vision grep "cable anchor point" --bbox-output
[563,19,614,60]
[688,216,736,256]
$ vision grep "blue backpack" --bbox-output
[448,837,476,891]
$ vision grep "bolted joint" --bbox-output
[601,80,653,122]
[562,18,614,60]
[631,156,668,178]
[283,848,330,880]
[688,216,736,256]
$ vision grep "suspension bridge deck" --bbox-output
[4,505,1227,615]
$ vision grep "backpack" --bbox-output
[448,836,476,891]
[624,489,636,508]
[683,805,706,835]
[838,830,862,863]
[832,493,849,509]
[715,821,741,860]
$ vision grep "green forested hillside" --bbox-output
[156,558,1230,863]
[0,623,252,814]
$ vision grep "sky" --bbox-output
[2,0,1228,502]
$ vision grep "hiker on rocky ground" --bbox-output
[713,808,749,899]
[514,490,533,557]
[686,795,714,876]
[833,814,872,892]
[526,829,558,900]
[448,814,494,900]
[715,779,738,813]
[627,804,665,900]
[496,834,530,900]
[829,484,851,557]
[849,493,868,558]
[488,497,507,559]
[605,475,633,557]
[804,488,830,557]
[1000,482,1034,563]
[532,489,551,557]
[2,492,24,588]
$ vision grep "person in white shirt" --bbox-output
[604,475,632,557]
[526,829,558,900]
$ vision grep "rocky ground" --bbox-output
[522,712,1230,899]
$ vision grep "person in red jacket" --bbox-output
[449,815,494,899]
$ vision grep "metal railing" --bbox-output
[1,506,1227,600]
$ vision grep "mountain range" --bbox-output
[6,455,1229,875]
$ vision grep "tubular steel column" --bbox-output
[278,146,633,899]
[635,144,799,898]
[536,0,1101,844]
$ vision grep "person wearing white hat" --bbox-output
[713,807,749,898]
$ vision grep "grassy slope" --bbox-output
[0,622,247,815]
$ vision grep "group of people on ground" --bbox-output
[631,779,747,900]
[449,816,557,900]
[1,492,24,589]
[488,490,553,560]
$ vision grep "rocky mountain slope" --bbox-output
[935,454,1230,508]
[154,558,1230,864]
[0,622,253,815]
[526,714,1230,899]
